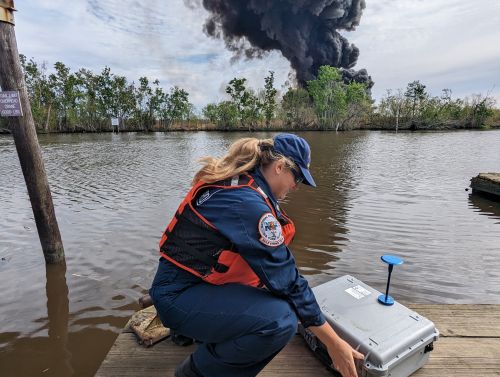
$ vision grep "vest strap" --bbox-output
[166,230,229,273]
[176,211,232,249]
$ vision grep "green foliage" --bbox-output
[113,76,137,126]
[75,68,100,130]
[18,55,193,132]
[48,62,83,131]
[484,108,500,128]
[225,77,262,129]
[462,94,495,127]
[18,56,497,133]
[376,83,497,130]
[203,76,268,129]
[202,101,238,129]
[262,71,277,127]
[280,87,316,128]
[168,86,191,120]
[405,80,427,119]
[203,66,372,131]
[159,86,192,128]
[241,90,263,130]
[19,54,55,131]
[344,81,372,129]
[307,66,371,130]
[202,103,218,124]
[216,101,239,129]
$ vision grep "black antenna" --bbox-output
[378,255,404,306]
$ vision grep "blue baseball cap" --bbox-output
[273,133,316,187]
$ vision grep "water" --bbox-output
[1,130,499,376]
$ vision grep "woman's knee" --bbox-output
[149,287,186,330]
[259,301,298,344]
[277,306,298,341]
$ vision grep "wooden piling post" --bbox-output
[0,1,65,264]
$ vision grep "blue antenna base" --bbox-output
[378,294,395,306]
[381,255,404,266]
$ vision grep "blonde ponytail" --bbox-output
[192,137,296,185]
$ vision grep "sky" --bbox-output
[13,0,500,110]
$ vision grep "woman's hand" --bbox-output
[308,321,364,377]
[326,336,364,377]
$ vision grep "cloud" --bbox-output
[350,0,500,104]
[13,0,500,108]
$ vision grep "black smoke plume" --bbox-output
[187,0,373,88]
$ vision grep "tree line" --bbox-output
[0,56,497,133]
[374,81,497,130]
[6,55,195,132]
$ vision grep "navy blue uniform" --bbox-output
[150,169,324,376]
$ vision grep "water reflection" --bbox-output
[468,193,500,223]
[285,132,368,277]
[45,263,73,376]
[0,264,72,376]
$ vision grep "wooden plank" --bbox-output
[96,333,193,376]
[96,305,500,376]
[96,332,334,377]
[471,174,500,198]
[97,331,500,377]
[408,304,500,337]
[478,173,500,184]
[261,336,334,377]
[413,338,500,377]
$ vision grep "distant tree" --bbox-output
[20,55,55,131]
[438,89,463,120]
[307,66,347,130]
[245,90,264,130]
[343,81,372,129]
[404,80,428,120]
[113,75,136,129]
[202,103,218,124]
[95,67,114,122]
[226,77,257,128]
[377,89,406,131]
[202,101,239,129]
[217,101,239,129]
[262,71,277,127]
[49,62,82,131]
[157,86,193,129]
[280,87,316,129]
[17,56,200,133]
[75,68,99,131]
[226,78,247,114]
[464,94,495,127]
[168,86,191,121]
[148,79,164,129]
[134,76,153,131]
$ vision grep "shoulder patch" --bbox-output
[258,212,284,247]
[196,188,222,206]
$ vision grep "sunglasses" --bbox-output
[290,167,304,184]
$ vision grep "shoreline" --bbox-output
[1,123,499,135]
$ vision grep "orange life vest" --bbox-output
[159,174,296,288]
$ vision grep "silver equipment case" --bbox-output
[304,275,439,377]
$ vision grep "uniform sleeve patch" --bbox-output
[196,189,222,206]
[258,212,284,247]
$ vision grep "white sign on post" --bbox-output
[0,91,23,117]
[111,118,119,126]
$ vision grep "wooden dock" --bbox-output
[96,304,500,376]
[471,173,500,199]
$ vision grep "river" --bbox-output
[1,130,499,376]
